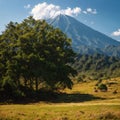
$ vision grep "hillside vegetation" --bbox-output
[72,53,120,81]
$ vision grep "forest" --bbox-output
[72,53,120,81]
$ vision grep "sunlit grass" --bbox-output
[0,77,120,120]
[64,77,120,100]
[0,104,120,120]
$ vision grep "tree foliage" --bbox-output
[0,16,77,100]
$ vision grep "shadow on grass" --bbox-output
[48,92,104,103]
[0,91,104,104]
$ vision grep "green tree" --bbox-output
[0,16,77,96]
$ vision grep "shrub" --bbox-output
[98,83,108,92]
[77,76,84,82]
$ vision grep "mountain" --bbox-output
[47,14,120,56]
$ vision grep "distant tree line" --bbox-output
[72,53,120,81]
[0,17,77,101]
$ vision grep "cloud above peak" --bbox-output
[112,29,120,36]
[31,2,81,20]
[86,8,97,14]
[30,2,97,20]
[83,8,97,14]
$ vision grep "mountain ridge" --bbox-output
[47,14,120,57]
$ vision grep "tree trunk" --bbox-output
[35,78,38,91]
[30,78,33,89]
[24,77,27,87]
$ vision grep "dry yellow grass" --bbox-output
[64,77,120,100]
[0,104,120,120]
[0,77,120,120]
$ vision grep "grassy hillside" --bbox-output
[64,77,120,101]
[0,77,120,120]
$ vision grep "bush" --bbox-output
[77,76,84,82]
[98,83,108,92]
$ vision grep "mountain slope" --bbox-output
[47,14,120,56]
[71,53,120,79]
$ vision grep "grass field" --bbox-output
[0,104,120,120]
[0,77,120,120]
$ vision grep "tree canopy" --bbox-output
[0,16,77,100]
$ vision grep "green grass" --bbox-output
[0,77,120,120]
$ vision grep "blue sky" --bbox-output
[0,0,120,41]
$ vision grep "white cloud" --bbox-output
[87,8,92,12]
[30,2,97,20]
[112,29,120,36]
[24,4,31,9]
[83,11,87,14]
[83,8,97,14]
[30,2,81,20]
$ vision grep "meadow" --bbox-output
[0,77,120,120]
